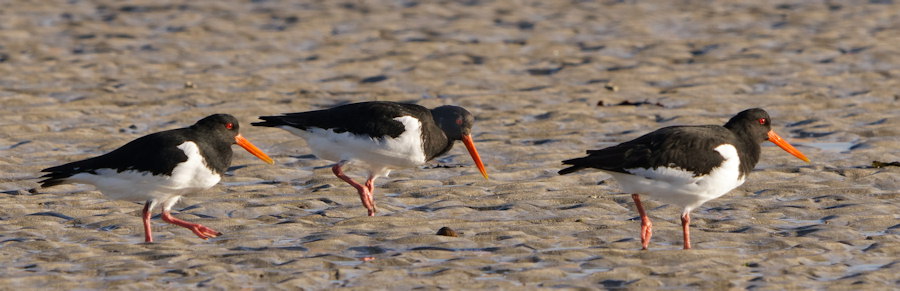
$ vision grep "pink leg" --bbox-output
[364,176,377,212]
[142,202,153,243]
[681,212,691,250]
[332,163,376,216]
[631,194,653,250]
[365,177,375,194]
[160,211,221,240]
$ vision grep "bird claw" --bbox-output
[190,225,222,239]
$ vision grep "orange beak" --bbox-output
[235,133,275,164]
[461,134,489,179]
[767,130,810,163]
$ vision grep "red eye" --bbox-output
[455,118,463,126]
[225,123,234,130]
[758,118,766,125]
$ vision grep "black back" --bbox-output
[253,101,476,161]
[40,114,242,187]
[559,108,774,178]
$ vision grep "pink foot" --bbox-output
[160,211,222,240]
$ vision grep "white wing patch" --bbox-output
[610,144,745,212]
[67,141,221,211]
[279,116,426,177]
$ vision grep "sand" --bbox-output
[1,0,898,289]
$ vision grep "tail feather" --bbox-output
[250,116,288,127]
[38,162,86,188]
[39,177,67,188]
[558,156,594,175]
[38,172,73,188]
[557,165,586,175]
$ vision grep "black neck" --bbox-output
[190,131,233,174]
[422,123,453,161]
[726,127,762,178]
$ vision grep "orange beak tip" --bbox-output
[767,131,811,164]
[257,153,275,165]
[235,134,275,165]
[461,134,489,180]
[473,161,489,180]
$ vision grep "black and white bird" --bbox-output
[559,108,809,250]
[252,101,489,216]
[40,114,274,243]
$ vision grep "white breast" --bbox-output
[168,141,222,191]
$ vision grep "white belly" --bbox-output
[279,116,427,177]
[68,142,221,205]
[608,144,745,212]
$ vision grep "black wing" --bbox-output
[252,101,432,139]
[40,130,190,187]
[559,125,733,177]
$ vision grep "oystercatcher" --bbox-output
[559,108,810,250]
[39,114,275,243]
[252,101,488,216]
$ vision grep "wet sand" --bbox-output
[1,0,899,289]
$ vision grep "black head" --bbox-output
[725,108,810,163]
[192,114,242,143]
[431,105,475,141]
[430,105,488,179]
[193,114,275,164]
[723,108,772,142]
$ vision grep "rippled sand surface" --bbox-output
[1,0,898,289]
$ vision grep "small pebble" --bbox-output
[604,83,618,92]
[436,227,458,237]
